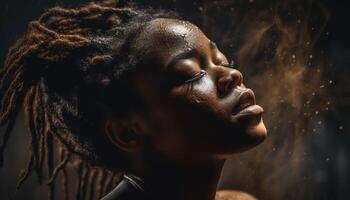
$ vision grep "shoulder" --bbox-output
[215,190,258,200]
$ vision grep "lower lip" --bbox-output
[232,105,264,122]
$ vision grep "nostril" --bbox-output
[233,69,243,86]
[217,69,244,97]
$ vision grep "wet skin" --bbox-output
[128,18,266,160]
[105,18,267,200]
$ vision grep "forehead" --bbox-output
[132,18,210,67]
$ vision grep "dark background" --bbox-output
[0,0,349,199]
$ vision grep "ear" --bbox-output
[104,117,144,153]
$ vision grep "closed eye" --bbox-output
[220,60,235,68]
[184,70,207,83]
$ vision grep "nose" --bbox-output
[216,68,243,97]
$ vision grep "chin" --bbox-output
[218,118,267,155]
[245,119,267,145]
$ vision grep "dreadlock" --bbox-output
[0,1,178,199]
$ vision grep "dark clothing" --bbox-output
[101,174,146,200]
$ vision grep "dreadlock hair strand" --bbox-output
[0,2,180,199]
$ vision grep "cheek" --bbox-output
[170,76,220,111]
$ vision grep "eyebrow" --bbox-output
[166,48,198,70]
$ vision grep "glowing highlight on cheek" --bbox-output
[192,76,215,95]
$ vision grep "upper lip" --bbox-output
[232,89,256,115]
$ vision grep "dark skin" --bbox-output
[105,18,267,200]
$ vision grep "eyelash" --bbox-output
[184,60,235,83]
[184,70,207,83]
[220,60,235,68]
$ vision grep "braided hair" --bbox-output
[0,1,178,199]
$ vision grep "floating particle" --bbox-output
[326,157,330,162]
[329,80,333,84]
[249,0,254,3]
[292,54,296,59]
[326,101,331,105]
[317,121,322,125]
[309,54,313,58]
[320,85,325,88]
[313,128,316,132]
[315,110,319,115]
[339,126,344,130]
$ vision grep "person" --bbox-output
[0,1,267,200]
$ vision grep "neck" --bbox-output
[131,155,225,200]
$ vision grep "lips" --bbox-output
[232,89,264,121]
[232,89,256,115]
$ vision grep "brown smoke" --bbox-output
[197,0,331,199]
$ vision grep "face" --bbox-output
[125,18,267,162]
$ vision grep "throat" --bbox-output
[131,157,225,200]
